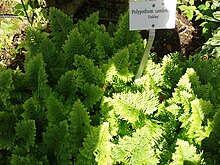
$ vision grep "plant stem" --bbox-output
[21,0,32,25]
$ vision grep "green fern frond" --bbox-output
[24,29,46,59]
[0,68,14,104]
[42,120,71,164]
[111,121,163,165]
[78,12,102,41]
[45,93,66,125]
[24,54,48,92]
[22,96,47,136]
[184,99,214,145]
[75,126,99,165]
[15,119,36,152]
[127,43,143,72]
[68,100,91,155]
[94,122,112,165]
[10,69,29,103]
[63,28,90,69]
[145,59,166,93]
[94,30,114,62]
[105,89,159,125]
[37,34,64,72]
[80,83,103,108]
[0,112,16,149]
[101,99,119,136]
[104,64,134,86]
[113,12,143,52]
[161,53,184,90]
[117,90,159,115]
[107,94,140,124]
[73,55,105,86]
[10,154,37,165]
[111,47,130,75]
[170,139,204,165]
[56,70,78,100]
[76,122,112,165]
[49,7,74,46]
[169,68,197,118]
[202,109,220,163]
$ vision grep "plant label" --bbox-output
[129,0,177,30]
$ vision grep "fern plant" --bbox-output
[0,7,220,165]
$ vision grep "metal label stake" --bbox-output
[130,0,176,81]
[135,29,155,81]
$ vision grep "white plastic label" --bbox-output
[129,0,177,30]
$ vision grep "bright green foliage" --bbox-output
[112,121,163,164]
[94,30,114,62]
[105,89,159,125]
[76,122,112,165]
[1,7,220,165]
[170,139,204,165]
[186,99,214,145]
[93,122,112,165]
[110,47,130,75]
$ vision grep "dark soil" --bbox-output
[153,9,204,60]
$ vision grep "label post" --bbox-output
[129,0,176,81]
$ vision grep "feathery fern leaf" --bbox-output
[111,47,130,75]
[0,112,16,149]
[68,100,91,155]
[10,154,38,165]
[161,53,184,90]
[0,68,14,104]
[111,121,163,164]
[45,93,66,125]
[22,96,47,137]
[75,126,100,165]
[49,7,74,46]
[80,83,103,108]
[78,12,103,43]
[24,54,48,92]
[170,139,204,165]
[94,122,112,165]
[113,12,143,52]
[63,28,90,69]
[15,119,36,152]
[24,29,46,59]
[56,70,78,100]
[184,99,214,145]
[93,30,114,63]
[76,122,112,165]
[42,120,71,164]
[73,55,105,86]
[101,99,119,136]
[106,94,140,124]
